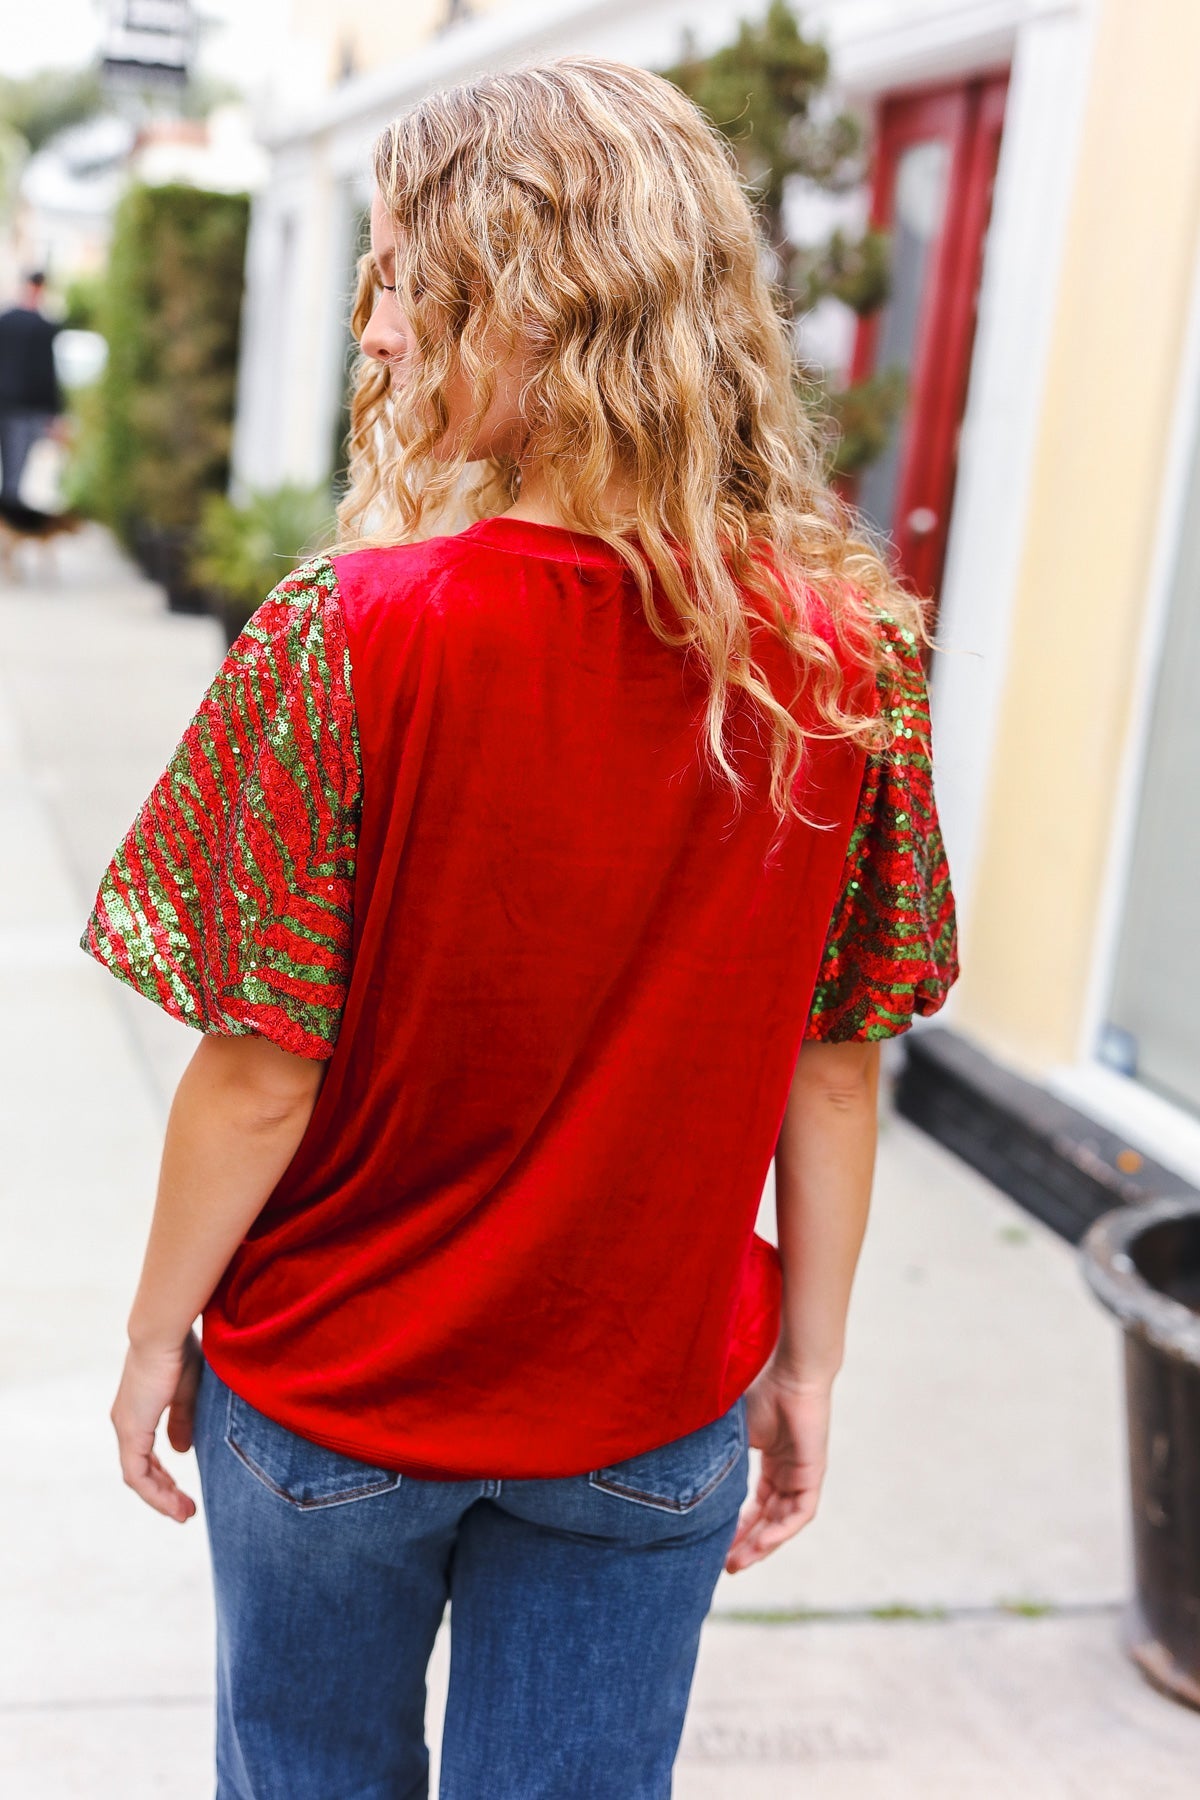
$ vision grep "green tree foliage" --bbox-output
[0,67,107,154]
[74,182,250,545]
[662,0,902,478]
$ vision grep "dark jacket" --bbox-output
[0,306,63,413]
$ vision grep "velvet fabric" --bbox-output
[199,517,875,1478]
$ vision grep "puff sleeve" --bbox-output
[803,609,960,1041]
[79,552,360,1060]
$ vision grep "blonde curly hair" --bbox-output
[331,56,932,832]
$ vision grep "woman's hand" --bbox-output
[724,1361,833,1573]
[110,1328,204,1523]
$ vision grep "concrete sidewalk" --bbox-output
[2,523,1196,1797]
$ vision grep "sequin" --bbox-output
[803,609,960,1041]
[79,553,362,1060]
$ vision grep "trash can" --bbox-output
[1079,1195,1200,1709]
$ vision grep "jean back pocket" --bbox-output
[587,1396,746,1513]
[224,1388,403,1510]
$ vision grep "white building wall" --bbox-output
[924,0,1098,949]
[230,138,352,494]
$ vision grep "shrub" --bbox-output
[72,182,250,548]
[188,483,336,642]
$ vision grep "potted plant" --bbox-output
[187,482,336,647]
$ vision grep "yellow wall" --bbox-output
[953,0,1200,1070]
[290,0,509,83]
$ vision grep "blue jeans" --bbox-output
[0,409,54,500]
[193,1353,749,1799]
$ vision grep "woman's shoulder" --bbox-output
[211,552,348,709]
[782,570,929,713]
[330,528,495,620]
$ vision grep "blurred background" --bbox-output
[3,1,1200,1795]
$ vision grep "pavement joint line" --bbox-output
[710,1597,1125,1624]
[0,1603,1128,1713]
[0,1597,1128,1713]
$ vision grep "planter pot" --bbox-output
[1080,1196,1200,1709]
[132,522,209,614]
[160,532,210,615]
[131,519,171,584]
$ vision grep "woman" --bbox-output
[82,58,959,1800]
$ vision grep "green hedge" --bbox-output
[74,182,250,547]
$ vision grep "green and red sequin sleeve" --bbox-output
[79,552,360,1060]
[803,610,960,1041]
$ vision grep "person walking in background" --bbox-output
[0,269,66,504]
[79,58,960,1800]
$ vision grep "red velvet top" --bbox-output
[81,517,959,1479]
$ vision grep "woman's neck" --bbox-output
[500,460,639,532]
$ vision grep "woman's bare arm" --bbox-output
[725,1036,880,1571]
[111,1033,325,1522]
[126,1033,325,1352]
[773,1037,880,1384]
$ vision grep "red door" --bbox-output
[851,72,1008,609]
